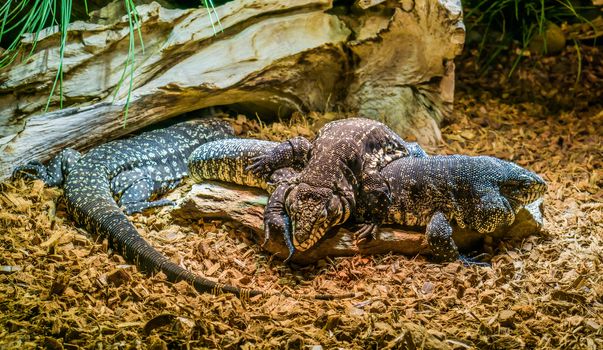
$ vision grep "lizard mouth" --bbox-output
[500,170,547,206]
[293,228,322,251]
[286,184,351,253]
[292,209,329,252]
[294,193,352,252]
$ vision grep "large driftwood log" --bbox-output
[170,182,545,265]
[0,0,464,180]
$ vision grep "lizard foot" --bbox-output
[122,199,176,215]
[354,223,379,244]
[459,254,490,267]
[245,155,273,178]
[12,161,47,181]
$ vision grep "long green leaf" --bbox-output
[45,0,72,111]
[112,0,141,125]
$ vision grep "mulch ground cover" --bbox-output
[1,50,602,348]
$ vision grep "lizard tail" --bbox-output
[64,174,355,301]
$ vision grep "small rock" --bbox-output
[529,22,566,54]
[498,310,516,327]
[106,268,131,287]
[421,281,434,295]
[584,319,600,331]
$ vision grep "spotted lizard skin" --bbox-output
[190,139,546,264]
[189,138,295,193]
[381,155,546,262]
[12,119,277,299]
[246,118,428,260]
[188,139,301,254]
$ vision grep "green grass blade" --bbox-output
[203,0,217,34]
[112,0,142,126]
[0,0,13,43]
[45,0,72,111]
[208,0,223,32]
[0,0,54,68]
[573,39,582,89]
[129,1,144,52]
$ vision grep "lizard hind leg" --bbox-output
[111,169,176,215]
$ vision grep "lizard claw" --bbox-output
[245,155,272,177]
[283,249,295,264]
[12,161,46,181]
[354,223,378,245]
[459,254,490,267]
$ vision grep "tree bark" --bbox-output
[0,0,464,180]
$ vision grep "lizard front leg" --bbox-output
[246,136,312,178]
[355,170,391,242]
[111,169,177,215]
[264,183,296,261]
[12,148,81,187]
[354,143,402,243]
[427,211,489,266]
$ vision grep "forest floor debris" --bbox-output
[1,70,602,350]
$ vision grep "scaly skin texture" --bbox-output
[189,139,295,193]
[381,155,547,262]
[190,139,546,265]
[247,118,427,259]
[195,119,427,260]
[188,139,302,254]
[13,120,306,300]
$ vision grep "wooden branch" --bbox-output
[171,182,545,265]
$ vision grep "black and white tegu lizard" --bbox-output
[245,118,427,259]
[13,119,348,299]
[381,155,546,263]
[190,139,546,265]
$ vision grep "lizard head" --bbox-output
[496,159,547,208]
[284,183,351,252]
[456,156,547,234]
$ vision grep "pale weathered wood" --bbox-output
[170,182,545,265]
[0,0,465,180]
[344,0,464,145]
[0,0,349,179]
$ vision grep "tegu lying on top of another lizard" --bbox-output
[212,118,428,260]
[189,139,546,265]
